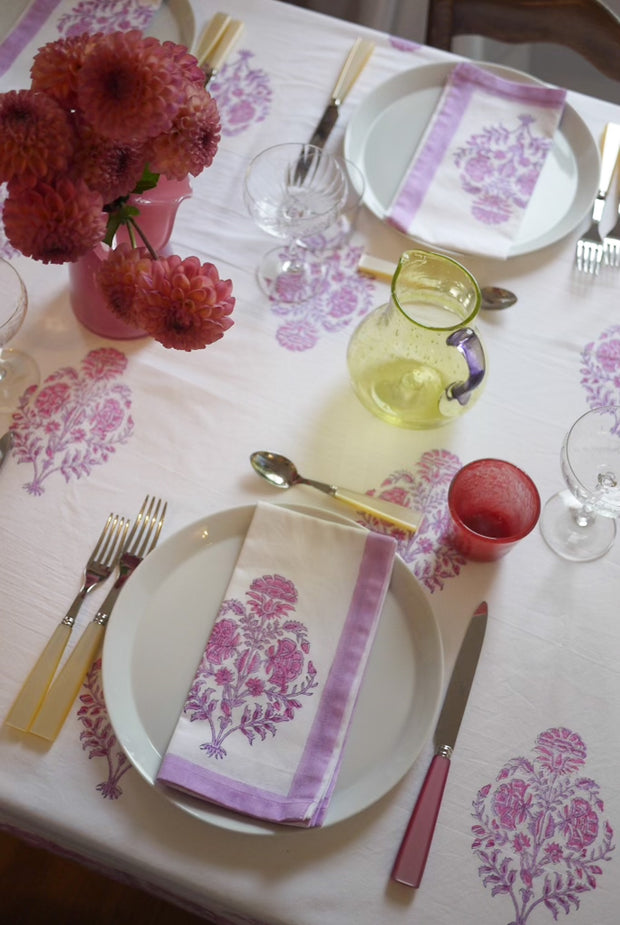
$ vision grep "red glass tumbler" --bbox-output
[448,458,541,561]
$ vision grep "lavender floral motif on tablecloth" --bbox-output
[78,658,133,799]
[453,115,552,226]
[10,347,134,495]
[57,0,156,35]
[272,246,375,351]
[581,324,620,410]
[211,50,272,137]
[472,728,615,924]
[183,574,318,759]
[357,449,465,592]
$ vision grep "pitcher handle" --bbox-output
[444,328,486,406]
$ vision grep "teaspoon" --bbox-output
[0,431,12,472]
[250,451,421,533]
[357,254,517,310]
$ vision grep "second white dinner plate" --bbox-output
[103,503,443,835]
[344,61,600,257]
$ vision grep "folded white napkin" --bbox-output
[387,62,567,258]
[157,501,397,826]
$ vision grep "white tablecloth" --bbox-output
[1,1,620,924]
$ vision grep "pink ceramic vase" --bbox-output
[69,175,192,339]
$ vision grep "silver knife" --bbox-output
[391,601,488,888]
[0,431,13,470]
[295,38,374,182]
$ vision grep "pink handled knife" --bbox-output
[391,601,488,888]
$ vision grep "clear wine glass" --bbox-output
[540,405,620,561]
[244,142,346,304]
[0,257,39,413]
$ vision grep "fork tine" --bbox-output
[123,495,166,558]
[94,513,129,566]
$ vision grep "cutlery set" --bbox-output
[576,122,620,274]
[5,496,166,742]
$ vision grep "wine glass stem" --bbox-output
[573,502,596,528]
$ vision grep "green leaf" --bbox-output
[133,166,160,194]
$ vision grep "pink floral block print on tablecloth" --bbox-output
[472,728,615,924]
[10,347,133,495]
[358,449,466,592]
[581,324,620,409]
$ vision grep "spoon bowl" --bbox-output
[250,451,422,532]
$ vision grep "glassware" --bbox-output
[244,142,347,304]
[0,257,39,413]
[347,250,486,429]
[540,405,620,561]
[298,158,365,254]
[448,458,541,561]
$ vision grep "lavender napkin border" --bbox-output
[388,61,567,232]
[157,529,396,826]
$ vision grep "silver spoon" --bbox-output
[0,431,12,472]
[480,286,517,310]
[250,451,421,533]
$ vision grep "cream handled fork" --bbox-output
[4,513,129,733]
[29,496,167,742]
[576,122,620,274]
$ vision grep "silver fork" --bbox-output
[29,496,167,742]
[576,123,620,275]
[5,512,129,732]
[604,203,620,267]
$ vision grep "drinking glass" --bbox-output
[448,458,541,561]
[0,258,39,413]
[244,142,346,303]
[540,405,620,561]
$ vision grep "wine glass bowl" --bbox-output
[0,257,39,413]
[244,142,346,303]
[540,405,620,561]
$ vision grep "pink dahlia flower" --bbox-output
[149,86,221,180]
[0,89,74,185]
[3,178,106,263]
[97,243,152,327]
[30,33,96,109]
[160,40,206,89]
[72,119,147,203]
[76,30,187,144]
[134,255,235,350]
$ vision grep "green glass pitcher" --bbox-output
[347,250,487,429]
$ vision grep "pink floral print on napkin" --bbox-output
[581,324,620,408]
[183,574,318,760]
[453,115,553,227]
[357,449,466,592]
[78,658,132,799]
[211,50,272,137]
[10,347,134,495]
[272,246,375,351]
[472,728,615,924]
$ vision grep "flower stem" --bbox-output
[127,217,158,260]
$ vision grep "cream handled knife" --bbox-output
[391,602,488,888]
[307,37,375,149]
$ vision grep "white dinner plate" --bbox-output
[103,503,443,835]
[147,0,195,50]
[344,62,600,258]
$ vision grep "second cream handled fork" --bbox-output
[4,512,129,732]
[576,122,620,274]
[29,496,167,743]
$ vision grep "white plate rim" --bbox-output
[344,60,600,258]
[147,0,196,51]
[102,502,444,835]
